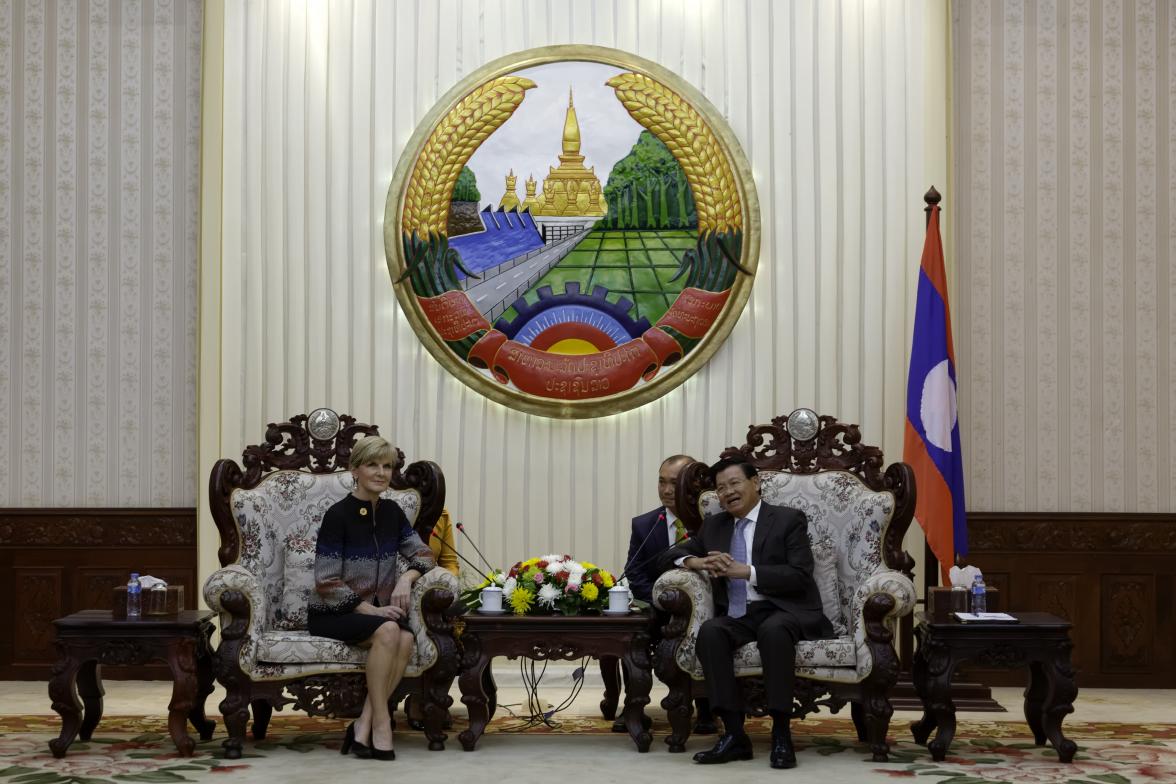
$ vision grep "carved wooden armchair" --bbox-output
[202,412,459,757]
[652,410,917,761]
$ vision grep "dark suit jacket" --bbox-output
[657,501,834,640]
[625,506,670,603]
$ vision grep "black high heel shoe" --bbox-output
[370,745,396,761]
[341,722,371,758]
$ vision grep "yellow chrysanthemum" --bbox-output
[582,562,597,570]
[602,574,615,589]
[581,583,599,602]
[510,588,535,615]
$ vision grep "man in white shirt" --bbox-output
[610,454,716,734]
[659,457,833,769]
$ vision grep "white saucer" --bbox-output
[476,608,507,615]
[602,609,633,616]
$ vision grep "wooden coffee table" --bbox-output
[910,611,1078,762]
[48,610,217,757]
[456,612,655,752]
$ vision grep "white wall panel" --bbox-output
[198,0,945,584]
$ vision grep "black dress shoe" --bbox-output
[610,716,627,733]
[770,732,797,769]
[692,733,754,764]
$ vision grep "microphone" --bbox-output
[614,510,666,587]
[455,522,498,575]
[429,529,494,578]
[617,523,697,586]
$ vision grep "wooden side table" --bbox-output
[456,613,655,752]
[48,610,217,758]
[910,611,1078,762]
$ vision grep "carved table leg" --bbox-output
[77,659,105,741]
[925,660,957,762]
[482,663,498,720]
[458,640,490,751]
[48,645,84,758]
[189,641,216,741]
[909,641,937,745]
[1041,642,1078,763]
[165,637,199,756]
[621,637,653,752]
[1023,661,1048,746]
[599,655,621,720]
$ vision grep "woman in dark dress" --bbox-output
[309,436,435,761]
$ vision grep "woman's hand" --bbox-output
[389,575,415,613]
[356,601,405,620]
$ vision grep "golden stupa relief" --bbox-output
[497,88,607,217]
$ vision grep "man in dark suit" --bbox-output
[659,457,833,769]
[612,455,715,734]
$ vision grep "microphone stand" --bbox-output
[615,510,666,587]
[455,522,499,574]
[616,531,696,587]
[429,529,494,577]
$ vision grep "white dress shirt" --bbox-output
[677,500,765,602]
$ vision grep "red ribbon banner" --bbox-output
[655,287,731,339]
[418,291,491,341]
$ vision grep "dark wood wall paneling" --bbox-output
[0,509,197,680]
[965,512,1175,689]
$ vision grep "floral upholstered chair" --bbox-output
[202,411,459,758]
[652,409,916,762]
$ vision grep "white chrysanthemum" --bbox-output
[540,554,563,564]
[566,561,587,576]
[502,577,517,599]
[493,572,507,586]
[545,560,567,575]
[537,583,561,607]
[567,573,583,589]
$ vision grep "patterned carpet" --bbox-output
[2,715,1174,783]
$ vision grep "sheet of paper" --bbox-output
[954,612,1018,622]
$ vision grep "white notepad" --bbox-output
[954,612,1019,623]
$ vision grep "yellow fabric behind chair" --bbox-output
[430,509,460,576]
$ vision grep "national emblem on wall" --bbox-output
[385,45,759,418]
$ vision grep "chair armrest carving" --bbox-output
[850,569,916,680]
[204,565,266,673]
[653,569,714,679]
[407,567,459,674]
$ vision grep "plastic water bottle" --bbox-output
[126,573,142,619]
[970,575,987,613]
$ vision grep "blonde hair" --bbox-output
[349,435,397,470]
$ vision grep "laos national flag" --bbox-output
[903,204,967,583]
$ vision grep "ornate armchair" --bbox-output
[653,410,916,761]
[202,412,459,757]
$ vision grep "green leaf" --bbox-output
[11,774,68,784]
[0,768,40,778]
[111,772,189,783]
[968,737,1002,747]
[1088,775,1134,784]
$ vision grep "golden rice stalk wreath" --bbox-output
[606,72,748,292]
[400,76,536,302]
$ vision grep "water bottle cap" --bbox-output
[131,573,139,579]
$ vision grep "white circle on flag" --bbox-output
[920,360,957,452]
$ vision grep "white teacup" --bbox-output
[480,586,503,613]
[607,585,631,613]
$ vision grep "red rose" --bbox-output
[557,570,570,582]
[537,560,549,569]
[592,573,603,585]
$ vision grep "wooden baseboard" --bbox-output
[0,508,197,680]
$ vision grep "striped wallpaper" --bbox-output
[198,0,946,583]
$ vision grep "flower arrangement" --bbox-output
[460,554,617,616]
